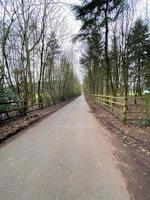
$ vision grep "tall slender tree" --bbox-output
[73,0,124,94]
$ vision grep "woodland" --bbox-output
[0,0,81,117]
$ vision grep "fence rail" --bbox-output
[0,95,79,123]
[0,98,54,123]
[88,94,126,121]
[87,94,150,123]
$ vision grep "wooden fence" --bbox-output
[0,95,80,123]
[87,94,150,123]
[0,97,57,123]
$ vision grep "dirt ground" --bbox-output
[86,97,150,200]
[0,98,76,143]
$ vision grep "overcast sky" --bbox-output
[57,0,82,82]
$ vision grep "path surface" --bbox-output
[0,96,130,200]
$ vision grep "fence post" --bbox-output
[145,95,150,118]
[123,96,127,122]
[110,96,113,111]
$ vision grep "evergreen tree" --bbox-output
[73,0,124,94]
[80,30,104,94]
[128,19,149,96]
